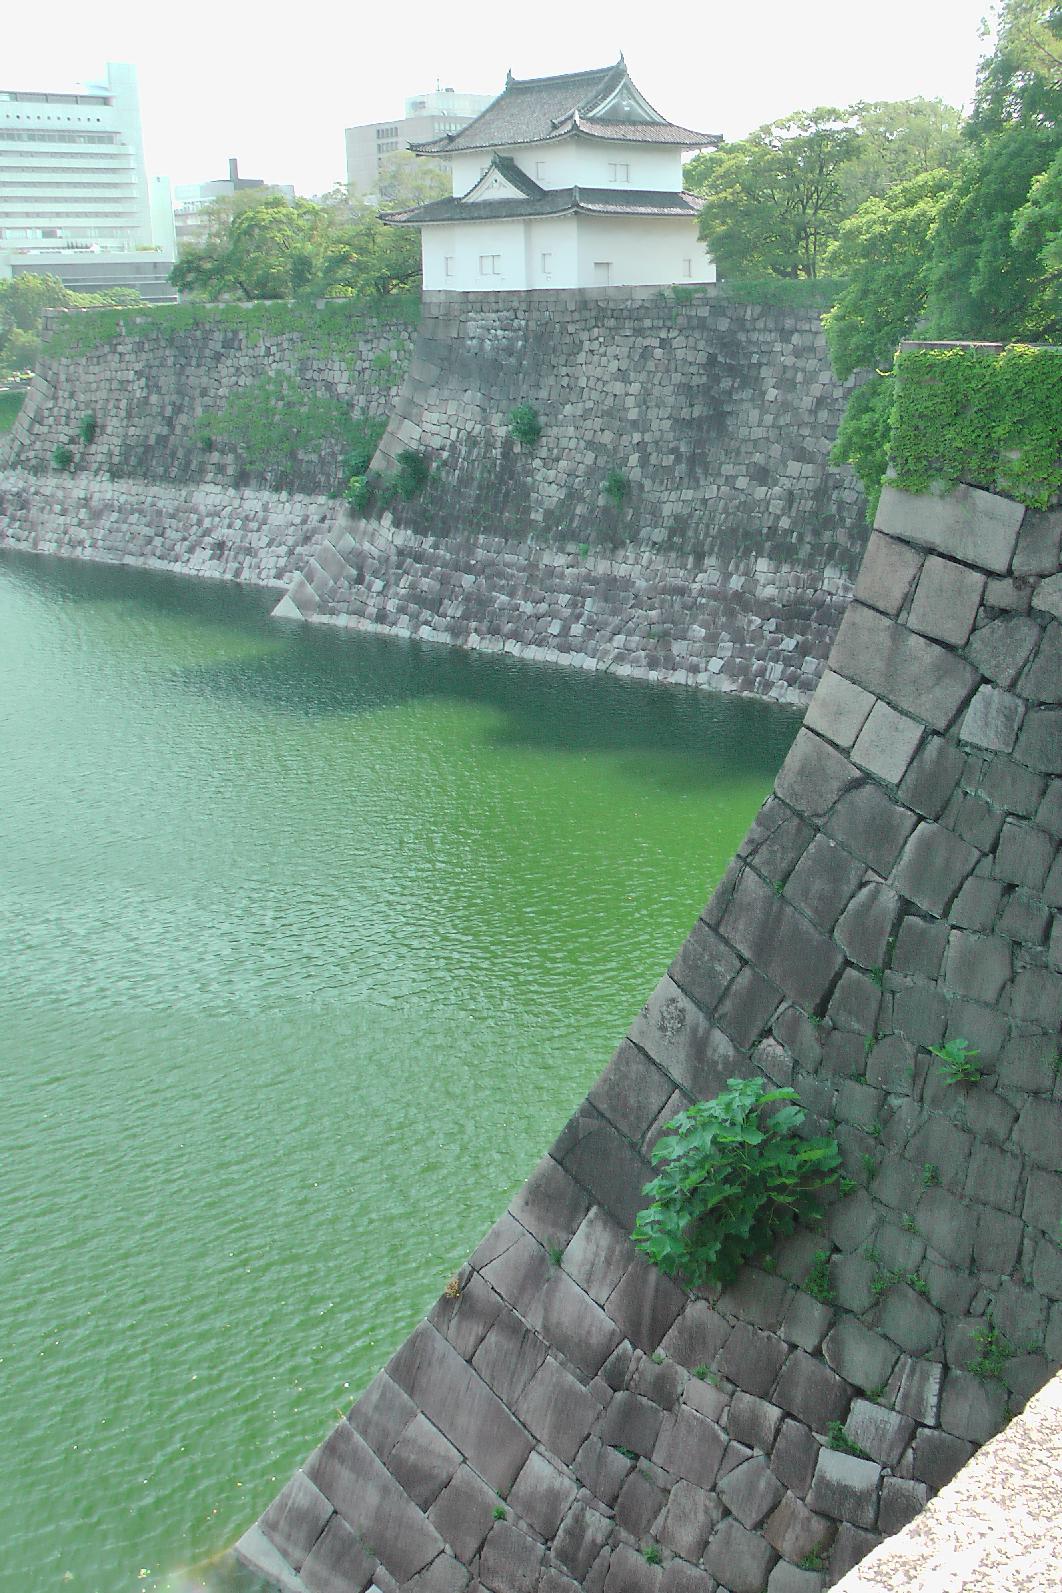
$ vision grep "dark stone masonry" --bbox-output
[234,482,1062,1593]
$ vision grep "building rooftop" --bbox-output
[386,184,705,226]
[411,59,719,154]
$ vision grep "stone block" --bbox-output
[892,820,981,914]
[898,735,965,820]
[704,1515,778,1593]
[476,1222,551,1314]
[304,1422,445,1583]
[564,1207,634,1307]
[909,555,985,647]
[808,1449,882,1530]
[718,1322,789,1397]
[259,1471,334,1571]
[654,1478,722,1560]
[553,1107,653,1231]
[603,1546,661,1593]
[1015,1099,1062,1170]
[660,1300,730,1371]
[885,1355,942,1426]
[877,1477,928,1535]
[764,1491,834,1565]
[552,1502,614,1581]
[875,481,1023,574]
[911,1428,975,1488]
[828,1523,882,1581]
[751,812,818,888]
[853,531,925,617]
[507,1451,577,1540]
[589,1043,676,1144]
[479,1523,543,1593]
[774,1350,851,1428]
[428,1464,501,1562]
[628,976,738,1104]
[965,1142,1021,1213]
[978,755,1047,817]
[387,1416,462,1512]
[472,1311,549,1406]
[716,964,784,1048]
[660,1560,716,1593]
[652,1405,727,1490]
[630,1352,684,1409]
[718,1454,785,1529]
[1032,571,1062,619]
[775,729,861,820]
[1016,708,1062,774]
[601,1391,666,1457]
[822,1322,899,1392]
[508,1155,591,1253]
[943,929,1012,1002]
[996,889,1050,944]
[843,1400,914,1468]
[719,868,845,1012]
[532,1268,622,1378]
[770,1419,820,1497]
[830,1254,877,1316]
[960,685,1025,752]
[826,783,918,873]
[347,1373,418,1463]
[834,882,903,969]
[401,1555,469,1593]
[298,1514,377,1593]
[851,700,925,785]
[388,1324,534,1493]
[803,669,876,748]
[728,1391,785,1453]
[515,1357,603,1465]
[995,819,1055,889]
[916,1187,976,1270]
[830,604,979,733]
[607,1252,687,1353]
[668,914,743,1014]
[940,1369,1008,1444]
[1013,508,1061,575]
[1009,967,1062,1028]
[716,1268,792,1331]
[784,834,866,931]
[1020,620,1062,703]
[767,1566,827,1593]
[573,1436,632,1507]
[614,1466,667,1538]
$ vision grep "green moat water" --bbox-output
[0,550,799,1592]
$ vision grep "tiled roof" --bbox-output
[384,187,705,226]
[411,60,719,153]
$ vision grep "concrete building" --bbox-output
[0,62,177,302]
[173,158,295,254]
[386,59,720,293]
[345,87,493,197]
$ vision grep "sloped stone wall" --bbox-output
[2,308,414,494]
[235,481,1061,1593]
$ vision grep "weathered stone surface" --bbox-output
[479,1522,544,1593]
[667,918,742,1013]
[875,481,1023,574]
[718,1455,786,1529]
[827,783,918,873]
[828,1522,882,1581]
[298,1513,378,1593]
[940,1369,1009,1443]
[831,604,979,732]
[910,1428,975,1488]
[305,1421,445,1582]
[803,669,877,747]
[428,1465,501,1562]
[472,1312,549,1406]
[771,1419,821,1496]
[807,1450,882,1530]
[563,1209,633,1310]
[476,1222,551,1313]
[387,1416,463,1512]
[346,1373,419,1463]
[775,729,861,819]
[402,1554,469,1593]
[515,1357,603,1464]
[843,1400,914,1468]
[704,1515,778,1593]
[877,1477,929,1536]
[1014,1099,1062,1171]
[729,1391,785,1453]
[652,1406,727,1491]
[508,1452,578,1540]
[853,532,924,617]
[766,1565,827,1593]
[885,1355,942,1426]
[259,1472,334,1571]
[551,1500,613,1581]
[719,868,846,1011]
[995,818,1056,889]
[822,1322,900,1392]
[588,1044,677,1146]
[659,1559,717,1593]
[508,1154,592,1252]
[909,556,985,647]
[784,834,867,931]
[533,1268,622,1378]
[891,821,980,915]
[774,1351,852,1427]
[1016,708,1062,774]
[851,701,925,784]
[602,1545,661,1593]
[601,1391,666,1457]
[389,1324,533,1492]
[718,1322,789,1397]
[607,1253,687,1352]
[552,1107,654,1231]
[573,1436,632,1506]
[660,1300,731,1371]
[764,1490,834,1564]
[614,1465,668,1537]
[654,1478,722,1560]
[960,685,1025,752]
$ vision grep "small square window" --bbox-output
[683,258,692,277]
[444,256,455,277]
[540,252,552,277]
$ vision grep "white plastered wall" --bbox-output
[450,141,682,197]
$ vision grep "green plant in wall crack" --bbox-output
[805,1250,836,1305]
[77,411,97,445]
[968,1319,1014,1384]
[602,468,630,509]
[930,1037,981,1085]
[632,1077,842,1289]
[508,404,542,447]
[51,443,73,470]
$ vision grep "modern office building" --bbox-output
[345,87,494,196]
[173,158,295,254]
[0,61,177,301]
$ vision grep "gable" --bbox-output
[583,76,664,126]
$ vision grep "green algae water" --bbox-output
[0,550,799,1593]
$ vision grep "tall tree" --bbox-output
[689,108,862,279]
[836,99,964,208]
[0,273,141,375]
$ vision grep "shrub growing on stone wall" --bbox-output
[602,468,629,508]
[632,1077,842,1288]
[508,404,543,447]
[78,412,97,445]
[51,444,73,470]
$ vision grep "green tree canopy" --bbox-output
[0,272,142,375]
[836,98,964,208]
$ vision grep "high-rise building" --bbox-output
[345,87,494,197]
[0,62,177,302]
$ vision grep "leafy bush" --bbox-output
[344,415,388,477]
[930,1036,982,1085]
[632,1077,842,1288]
[51,443,73,470]
[345,472,380,512]
[394,448,430,500]
[78,412,97,445]
[508,404,542,447]
[602,468,629,508]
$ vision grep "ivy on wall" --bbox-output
[889,343,1062,509]
[194,373,387,471]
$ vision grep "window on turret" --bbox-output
[593,261,611,285]
[444,256,455,277]
[608,162,630,183]
[479,254,501,276]
[540,252,552,278]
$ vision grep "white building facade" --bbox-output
[345,87,494,198]
[0,62,176,301]
[387,61,719,293]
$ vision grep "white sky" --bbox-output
[5,0,996,196]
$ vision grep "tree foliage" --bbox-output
[0,272,142,375]
[170,192,421,302]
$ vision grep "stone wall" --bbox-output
[0,471,338,588]
[235,480,1061,1593]
[2,306,415,495]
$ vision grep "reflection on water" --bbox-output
[0,549,798,1592]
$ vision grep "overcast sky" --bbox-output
[6,0,996,196]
